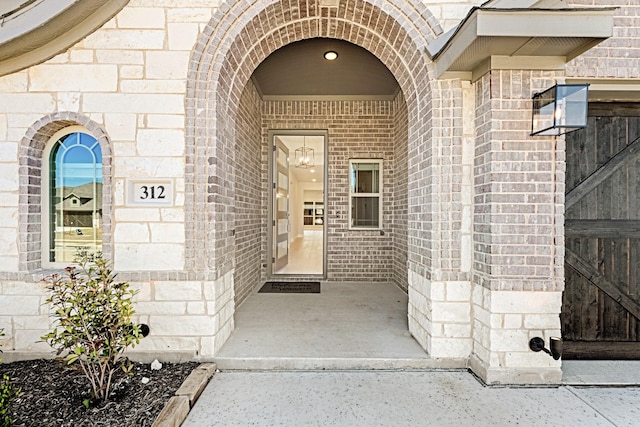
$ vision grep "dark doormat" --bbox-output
[259,281,321,293]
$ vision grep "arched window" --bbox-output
[44,127,103,265]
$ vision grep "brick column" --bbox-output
[408,80,474,359]
[470,70,565,384]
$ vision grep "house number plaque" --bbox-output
[127,179,174,206]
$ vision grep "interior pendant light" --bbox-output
[295,136,315,169]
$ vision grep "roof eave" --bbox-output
[428,7,616,81]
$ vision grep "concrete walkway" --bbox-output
[186,283,640,426]
[183,370,640,426]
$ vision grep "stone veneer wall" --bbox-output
[261,99,404,282]
[0,2,233,360]
[234,80,264,305]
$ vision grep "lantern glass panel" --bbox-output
[531,86,557,136]
[557,85,589,128]
[531,84,589,136]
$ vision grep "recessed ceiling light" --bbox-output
[312,179,317,182]
[324,51,338,61]
[310,169,315,173]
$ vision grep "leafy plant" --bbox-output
[0,376,18,427]
[0,328,21,427]
[41,256,143,402]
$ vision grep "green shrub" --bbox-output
[0,329,20,427]
[0,375,19,427]
[41,256,143,402]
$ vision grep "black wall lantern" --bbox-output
[531,84,590,136]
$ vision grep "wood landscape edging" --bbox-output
[152,363,217,427]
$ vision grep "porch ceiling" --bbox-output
[251,38,400,100]
[428,7,616,81]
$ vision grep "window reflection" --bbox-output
[349,160,382,229]
[49,132,102,262]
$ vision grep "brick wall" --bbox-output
[13,115,114,276]
[392,93,409,291]
[235,88,411,292]
[190,0,438,285]
[262,99,405,282]
[234,81,264,304]
[470,69,565,383]
[473,70,565,292]
[429,79,466,281]
[567,0,640,79]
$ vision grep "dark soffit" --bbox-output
[251,38,400,100]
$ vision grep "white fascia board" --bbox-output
[432,7,615,80]
[476,9,615,39]
[566,78,640,102]
[425,27,456,59]
[433,12,479,79]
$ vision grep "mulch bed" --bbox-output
[0,359,198,426]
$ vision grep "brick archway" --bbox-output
[17,112,113,274]
[186,0,442,274]
[186,0,448,354]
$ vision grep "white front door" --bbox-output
[273,138,290,272]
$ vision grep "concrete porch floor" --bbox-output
[213,281,640,385]
[214,281,466,370]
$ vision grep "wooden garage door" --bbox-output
[562,103,640,359]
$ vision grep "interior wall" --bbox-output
[261,99,402,282]
[292,182,324,239]
[234,80,264,305]
[392,91,409,291]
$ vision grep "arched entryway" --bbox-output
[185,0,457,358]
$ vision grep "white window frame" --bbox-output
[348,159,383,230]
[42,125,102,268]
